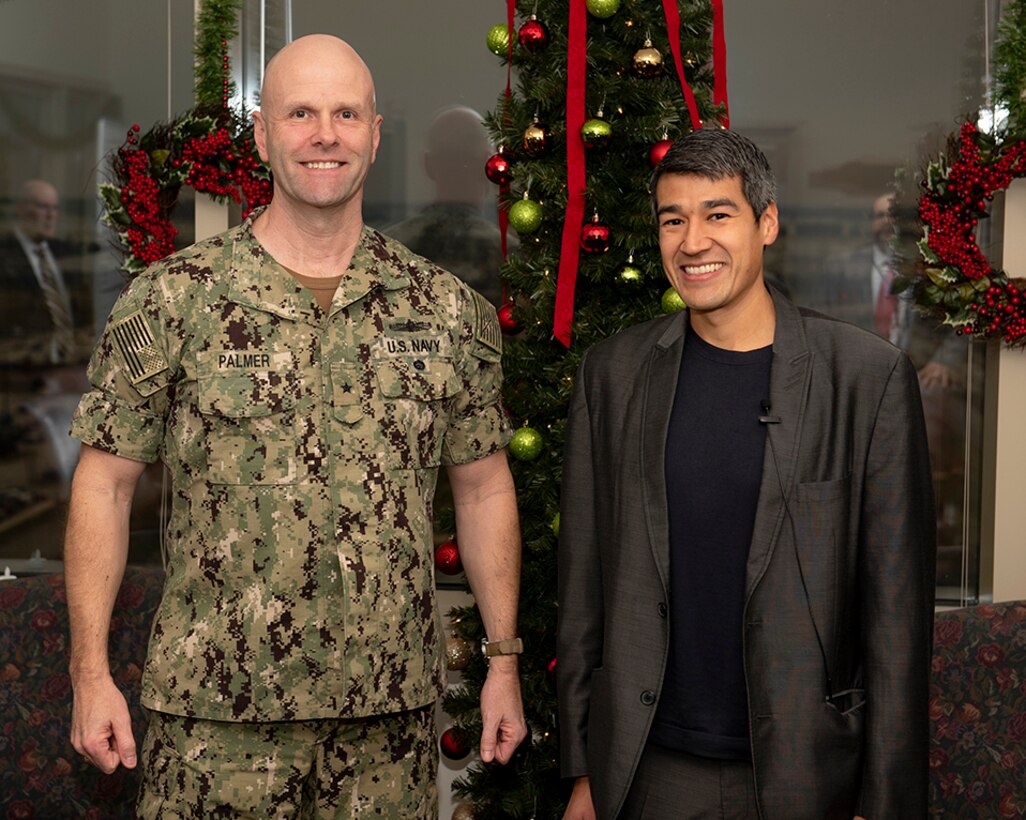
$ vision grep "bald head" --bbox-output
[15,179,59,242]
[424,107,492,203]
[252,34,383,223]
[261,35,376,117]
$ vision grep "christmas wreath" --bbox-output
[906,0,1026,347]
[911,121,1026,345]
[99,0,272,275]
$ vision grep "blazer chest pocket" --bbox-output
[331,357,458,468]
[795,474,852,548]
[198,370,297,485]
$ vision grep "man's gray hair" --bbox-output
[650,129,777,220]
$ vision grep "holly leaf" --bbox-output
[918,236,941,265]
[925,267,951,286]
[922,285,943,306]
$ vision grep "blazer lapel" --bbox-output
[640,315,686,591]
[746,288,811,596]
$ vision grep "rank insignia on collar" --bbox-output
[109,310,168,385]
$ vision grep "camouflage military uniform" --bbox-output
[385,202,511,308]
[71,208,511,724]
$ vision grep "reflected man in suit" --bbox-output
[825,193,967,545]
[823,193,902,340]
[557,130,935,819]
[0,180,88,369]
[386,106,508,307]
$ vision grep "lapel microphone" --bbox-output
[758,399,782,424]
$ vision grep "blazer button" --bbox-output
[657,603,667,618]
[640,690,656,706]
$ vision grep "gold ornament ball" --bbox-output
[452,804,477,820]
[522,122,551,157]
[509,198,543,234]
[551,512,560,537]
[661,287,687,314]
[445,636,473,671]
[586,0,620,19]
[487,24,510,56]
[632,46,664,78]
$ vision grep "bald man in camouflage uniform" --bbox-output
[65,34,527,818]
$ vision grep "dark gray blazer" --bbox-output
[557,286,936,819]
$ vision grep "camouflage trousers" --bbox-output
[136,705,438,819]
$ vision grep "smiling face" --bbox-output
[656,172,778,335]
[253,35,382,220]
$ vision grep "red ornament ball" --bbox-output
[498,302,523,335]
[485,152,513,185]
[518,18,549,52]
[434,539,463,575]
[547,657,558,679]
[580,218,612,253]
[649,139,674,168]
[440,727,471,760]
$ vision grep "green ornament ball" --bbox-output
[661,287,687,314]
[551,512,560,537]
[510,426,544,461]
[509,198,543,234]
[618,264,644,286]
[586,0,620,19]
[487,24,510,56]
[581,117,613,150]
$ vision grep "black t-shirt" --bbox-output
[648,328,772,760]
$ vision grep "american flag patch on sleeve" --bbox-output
[109,310,168,384]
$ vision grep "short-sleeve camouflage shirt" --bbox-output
[71,210,512,722]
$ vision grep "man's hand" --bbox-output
[918,361,953,390]
[71,675,137,774]
[563,776,597,820]
[478,657,527,764]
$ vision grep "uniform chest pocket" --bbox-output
[331,357,458,468]
[198,371,297,485]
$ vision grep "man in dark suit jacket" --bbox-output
[557,130,935,819]
[0,179,91,370]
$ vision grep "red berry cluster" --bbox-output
[117,127,178,266]
[107,115,273,273]
[182,129,272,216]
[916,120,1026,346]
[959,283,1026,344]
[182,128,238,197]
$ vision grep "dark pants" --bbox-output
[620,742,758,820]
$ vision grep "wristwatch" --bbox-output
[481,637,524,659]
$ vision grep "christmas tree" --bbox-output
[441,1,723,817]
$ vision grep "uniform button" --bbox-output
[640,690,656,706]
[657,603,667,618]
[413,359,426,371]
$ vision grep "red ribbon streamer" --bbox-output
[661,0,703,131]
[554,0,587,348]
[711,0,729,127]
[499,0,517,295]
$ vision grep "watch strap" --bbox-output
[481,637,524,657]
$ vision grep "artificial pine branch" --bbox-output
[995,0,1026,136]
[194,0,242,113]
